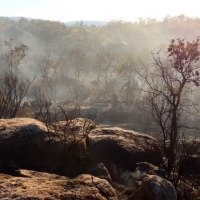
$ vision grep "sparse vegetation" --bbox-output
[136,38,200,199]
[0,39,34,118]
[0,16,200,199]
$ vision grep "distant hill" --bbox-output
[0,17,108,26]
[0,17,34,21]
[65,21,107,26]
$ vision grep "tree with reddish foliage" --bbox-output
[137,37,200,185]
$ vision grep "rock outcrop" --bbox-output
[0,118,163,182]
[135,162,167,178]
[0,169,118,199]
[0,118,89,177]
[128,174,177,200]
[88,163,112,183]
[88,127,163,173]
[0,118,48,173]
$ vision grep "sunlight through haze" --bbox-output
[0,0,199,22]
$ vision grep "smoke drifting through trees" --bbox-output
[0,15,200,137]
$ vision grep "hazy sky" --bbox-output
[0,0,199,22]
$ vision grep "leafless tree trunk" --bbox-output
[137,38,200,179]
[0,39,34,118]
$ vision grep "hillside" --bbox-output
[0,15,200,137]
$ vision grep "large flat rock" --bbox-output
[0,170,118,200]
[88,127,163,171]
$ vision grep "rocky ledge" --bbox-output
[0,169,117,199]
